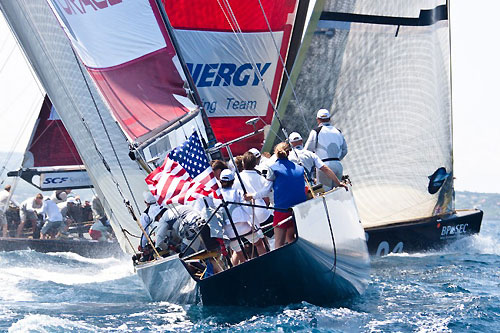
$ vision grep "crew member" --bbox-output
[305,109,347,189]
[0,185,12,237]
[238,151,273,237]
[245,142,307,249]
[288,132,347,190]
[40,192,66,239]
[220,169,267,265]
[16,193,43,238]
[139,191,161,250]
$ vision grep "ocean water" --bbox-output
[0,220,498,332]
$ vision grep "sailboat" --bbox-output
[262,0,482,255]
[1,95,121,258]
[0,0,370,305]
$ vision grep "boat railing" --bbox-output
[134,199,295,277]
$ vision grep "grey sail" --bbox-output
[273,0,454,227]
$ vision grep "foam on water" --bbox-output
[8,314,98,333]
[0,219,498,332]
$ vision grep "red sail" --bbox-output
[164,0,298,154]
[25,95,82,168]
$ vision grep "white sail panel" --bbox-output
[175,30,283,118]
[47,0,165,68]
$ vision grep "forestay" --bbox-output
[276,0,453,227]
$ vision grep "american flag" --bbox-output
[145,132,221,205]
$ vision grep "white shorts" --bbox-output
[224,222,264,252]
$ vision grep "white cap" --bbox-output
[143,191,156,204]
[316,108,330,119]
[55,191,67,201]
[248,148,261,159]
[67,197,76,204]
[220,169,235,182]
[288,132,303,143]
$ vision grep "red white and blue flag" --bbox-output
[145,132,221,205]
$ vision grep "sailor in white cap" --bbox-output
[139,191,160,250]
[304,108,347,189]
[219,169,267,265]
[288,132,346,189]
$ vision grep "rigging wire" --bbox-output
[222,0,292,139]
[214,0,288,143]
[71,47,142,215]
[255,0,312,133]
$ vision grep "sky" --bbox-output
[0,1,499,194]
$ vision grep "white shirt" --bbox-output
[20,197,42,213]
[235,170,271,225]
[304,123,347,161]
[0,190,10,213]
[220,187,251,224]
[42,199,63,222]
[140,204,160,247]
[289,145,325,179]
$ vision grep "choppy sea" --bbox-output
[0,220,498,332]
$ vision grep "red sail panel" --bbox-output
[47,0,195,142]
[164,0,298,154]
[27,96,82,167]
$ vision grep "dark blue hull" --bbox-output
[199,238,365,306]
[365,209,483,256]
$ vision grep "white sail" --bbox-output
[276,0,453,227]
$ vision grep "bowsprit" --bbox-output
[187,62,271,87]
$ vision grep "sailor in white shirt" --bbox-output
[288,132,346,191]
[219,169,267,265]
[17,193,44,238]
[40,193,66,239]
[0,185,12,237]
[139,191,161,249]
[237,152,273,231]
[305,109,348,189]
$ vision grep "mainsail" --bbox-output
[0,0,210,253]
[8,95,93,191]
[164,0,300,154]
[274,0,454,227]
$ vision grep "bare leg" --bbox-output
[255,239,268,255]
[16,220,26,238]
[231,251,246,266]
[2,224,8,238]
[274,227,286,249]
[285,225,296,244]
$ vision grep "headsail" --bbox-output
[276,0,454,227]
[8,95,93,191]
[164,0,300,154]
